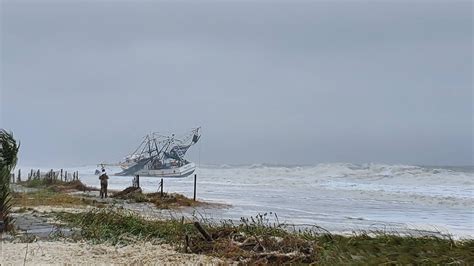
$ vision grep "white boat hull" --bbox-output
[134,163,196,178]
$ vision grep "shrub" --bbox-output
[0,129,19,232]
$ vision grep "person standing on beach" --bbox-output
[99,169,109,199]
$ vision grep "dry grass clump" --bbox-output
[49,180,97,193]
[111,186,143,199]
[19,179,96,192]
[147,192,198,208]
[112,187,200,209]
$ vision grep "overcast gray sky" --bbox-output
[0,0,472,166]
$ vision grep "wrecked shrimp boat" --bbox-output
[115,128,201,178]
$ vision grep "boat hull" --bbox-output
[118,162,196,178]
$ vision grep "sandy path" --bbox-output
[0,241,224,265]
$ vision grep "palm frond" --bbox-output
[0,129,20,172]
[0,129,19,232]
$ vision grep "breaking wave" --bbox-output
[197,163,474,207]
[203,163,473,184]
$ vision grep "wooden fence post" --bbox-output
[160,178,164,197]
[60,169,63,181]
[193,174,197,201]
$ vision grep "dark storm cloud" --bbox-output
[1,1,472,166]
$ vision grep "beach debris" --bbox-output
[182,219,316,264]
[111,187,142,199]
[193,222,213,242]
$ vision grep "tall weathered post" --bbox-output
[17,169,21,182]
[60,169,63,181]
[193,174,197,201]
[160,178,164,197]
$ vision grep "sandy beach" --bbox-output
[2,185,230,265]
[0,241,224,265]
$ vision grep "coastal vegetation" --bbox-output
[12,178,102,208]
[0,130,19,232]
[111,186,202,209]
[56,208,474,264]
[12,189,103,208]
[19,178,94,192]
[12,177,200,210]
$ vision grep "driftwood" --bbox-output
[193,222,213,241]
[184,221,315,263]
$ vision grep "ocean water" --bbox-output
[17,163,474,238]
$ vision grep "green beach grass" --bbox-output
[55,208,474,264]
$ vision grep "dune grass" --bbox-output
[56,208,474,264]
[19,179,95,192]
[56,208,187,244]
[12,189,105,208]
[12,179,103,208]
